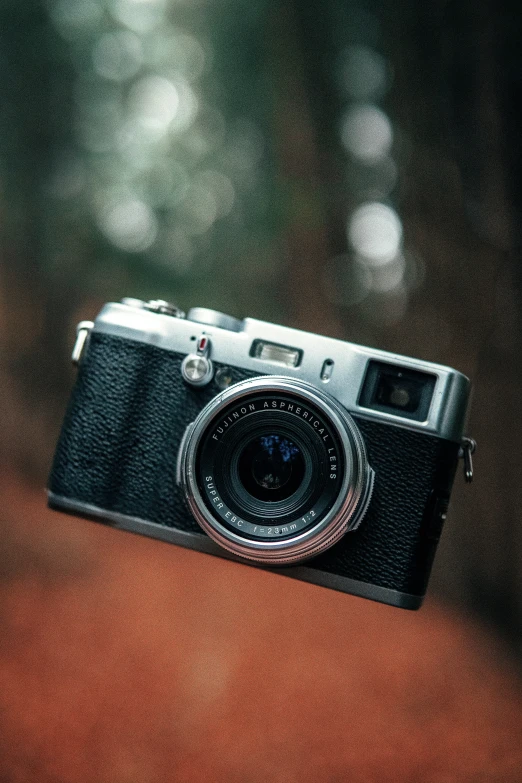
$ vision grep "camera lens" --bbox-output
[180,377,374,565]
[237,434,305,501]
[202,411,320,522]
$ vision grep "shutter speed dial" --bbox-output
[121,298,186,318]
[121,300,242,331]
[187,308,243,332]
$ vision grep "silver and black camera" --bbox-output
[48,297,474,609]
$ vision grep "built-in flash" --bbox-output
[251,340,302,368]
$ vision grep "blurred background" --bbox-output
[1,0,522,780]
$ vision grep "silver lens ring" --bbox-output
[180,376,374,565]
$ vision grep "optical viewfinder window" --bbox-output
[358,361,437,422]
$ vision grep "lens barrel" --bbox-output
[180,377,374,565]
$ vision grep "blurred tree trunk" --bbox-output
[266,0,344,338]
[0,0,81,479]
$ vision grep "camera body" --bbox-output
[48,298,471,609]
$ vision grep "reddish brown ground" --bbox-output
[0,470,521,783]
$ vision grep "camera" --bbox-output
[48,297,474,609]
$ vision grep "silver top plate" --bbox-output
[92,301,471,442]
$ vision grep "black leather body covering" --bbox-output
[49,332,460,598]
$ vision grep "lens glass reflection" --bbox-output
[237,433,305,502]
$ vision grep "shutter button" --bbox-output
[181,335,214,387]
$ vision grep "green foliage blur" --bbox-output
[0,0,286,321]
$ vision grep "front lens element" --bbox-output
[237,434,305,501]
[198,399,337,526]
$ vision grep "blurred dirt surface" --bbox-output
[0,470,521,783]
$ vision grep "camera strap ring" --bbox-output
[459,437,476,483]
